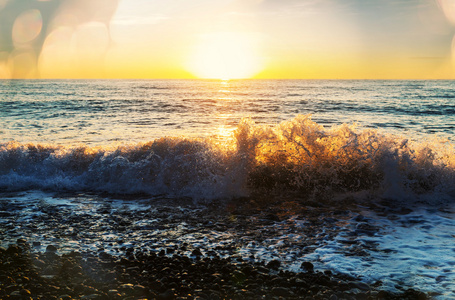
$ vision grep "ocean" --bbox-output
[1,79,455,298]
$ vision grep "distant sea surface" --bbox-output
[1,79,454,145]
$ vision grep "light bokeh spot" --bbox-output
[438,0,455,24]
[0,51,10,78]
[39,22,110,78]
[71,22,110,77]
[39,27,74,78]
[8,51,37,78]
[0,0,9,11]
[12,9,43,46]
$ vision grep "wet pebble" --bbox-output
[46,245,58,253]
[301,261,314,272]
[191,248,202,256]
[1,242,427,299]
[266,259,281,270]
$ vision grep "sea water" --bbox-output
[1,79,455,145]
[1,79,454,298]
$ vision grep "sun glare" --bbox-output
[187,32,263,80]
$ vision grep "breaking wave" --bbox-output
[1,115,454,202]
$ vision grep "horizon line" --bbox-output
[1,77,455,81]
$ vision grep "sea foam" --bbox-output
[1,115,454,202]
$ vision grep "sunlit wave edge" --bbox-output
[1,115,454,203]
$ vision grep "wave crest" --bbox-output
[1,115,454,201]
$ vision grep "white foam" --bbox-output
[301,206,455,299]
[1,115,454,202]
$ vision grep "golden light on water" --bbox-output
[186,32,263,80]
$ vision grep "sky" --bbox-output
[1,0,455,79]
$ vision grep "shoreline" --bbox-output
[1,192,444,299]
[1,240,428,300]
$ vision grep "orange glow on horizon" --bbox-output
[1,1,454,79]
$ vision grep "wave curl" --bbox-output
[1,115,454,202]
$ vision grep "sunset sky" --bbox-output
[1,0,455,79]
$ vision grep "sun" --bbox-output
[186,32,263,80]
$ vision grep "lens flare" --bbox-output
[71,22,110,77]
[0,0,8,11]
[12,9,43,46]
[9,51,37,78]
[438,0,455,24]
[0,51,10,79]
[39,27,74,78]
